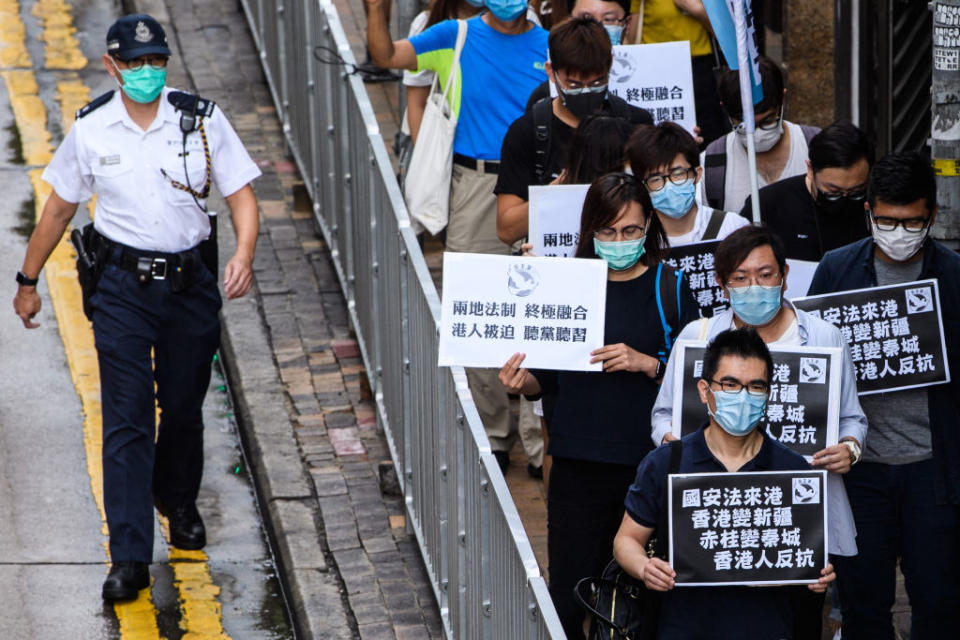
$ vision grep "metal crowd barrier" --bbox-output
[238,1,565,637]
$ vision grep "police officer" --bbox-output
[12,14,261,601]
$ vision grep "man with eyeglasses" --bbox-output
[701,57,821,213]
[651,224,866,639]
[615,328,836,639]
[808,152,960,638]
[496,16,651,245]
[739,120,873,262]
[13,14,260,601]
[627,121,747,247]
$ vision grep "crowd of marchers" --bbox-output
[364,1,960,638]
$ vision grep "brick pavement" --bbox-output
[132,0,444,636]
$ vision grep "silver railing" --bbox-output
[238,1,565,637]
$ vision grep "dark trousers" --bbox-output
[834,460,960,640]
[692,54,731,148]
[92,258,221,562]
[547,457,638,640]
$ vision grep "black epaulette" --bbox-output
[167,91,216,118]
[75,90,115,120]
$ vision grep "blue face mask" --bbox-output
[604,24,623,46]
[115,63,166,104]
[593,237,645,271]
[728,284,782,326]
[709,388,767,437]
[650,179,696,219]
[485,0,527,21]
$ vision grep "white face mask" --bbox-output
[736,120,784,153]
[871,222,928,262]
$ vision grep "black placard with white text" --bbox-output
[665,241,726,317]
[669,470,828,586]
[792,280,950,394]
[671,342,841,459]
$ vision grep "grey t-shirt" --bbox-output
[858,255,932,464]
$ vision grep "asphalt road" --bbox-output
[0,0,292,637]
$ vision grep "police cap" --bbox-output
[106,14,171,61]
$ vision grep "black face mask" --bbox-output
[557,82,608,120]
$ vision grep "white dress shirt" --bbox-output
[43,87,261,253]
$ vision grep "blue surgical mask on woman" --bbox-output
[709,388,767,436]
[650,179,696,219]
[604,24,623,46]
[593,237,645,271]
[728,284,782,326]
[485,0,527,21]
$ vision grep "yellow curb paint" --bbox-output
[0,70,52,165]
[0,0,30,67]
[32,0,86,70]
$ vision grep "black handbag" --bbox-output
[574,440,683,640]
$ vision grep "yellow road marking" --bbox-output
[0,0,30,67]
[32,0,86,70]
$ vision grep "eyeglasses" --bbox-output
[731,106,783,135]
[642,166,695,192]
[594,224,645,241]
[725,271,782,288]
[814,178,866,202]
[709,378,770,396]
[558,77,608,93]
[117,55,168,70]
[870,211,930,233]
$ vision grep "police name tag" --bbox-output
[99,155,121,166]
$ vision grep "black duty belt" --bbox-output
[106,241,199,290]
[454,153,500,174]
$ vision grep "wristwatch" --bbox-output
[15,271,38,287]
[654,360,666,380]
[840,440,862,465]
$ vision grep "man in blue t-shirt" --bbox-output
[366,0,548,466]
[614,328,836,639]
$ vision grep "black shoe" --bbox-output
[527,463,543,480]
[102,561,149,601]
[493,450,510,474]
[156,502,207,550]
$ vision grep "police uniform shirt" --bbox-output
[42,87,262,253]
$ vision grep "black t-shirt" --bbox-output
[739,175,871,261]
[530,266,699,465]
[495,94,653,201]
[525,80,551,112]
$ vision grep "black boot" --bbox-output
[102,561,150,601]
[156,501,207,550]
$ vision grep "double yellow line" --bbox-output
[2,1,229,637]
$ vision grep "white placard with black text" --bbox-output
[528,184,589,258]
[438,253,607,371]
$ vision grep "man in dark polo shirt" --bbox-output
[614,328,835,639]
[740,120,873,261]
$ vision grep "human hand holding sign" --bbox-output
[807,563,836,593]
[812,440,857,474]
[641,557,676,591]
[498,353,541,396]
[590,343,659,377]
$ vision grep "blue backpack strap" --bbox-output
[655,263,669,363]
[655,263,684,364]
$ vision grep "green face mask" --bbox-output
[592,237,646,271]
[117,64,166,103]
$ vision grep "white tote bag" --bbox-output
[404,19,467,235]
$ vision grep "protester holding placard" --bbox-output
[808,152,960,638]
[649,225,866,639]
[495,16,652,245]
[614,328,835,639]
[740,121,873,261]
[625,0,727,145]
[498,173,696,638]
[701,57,821,214]
[627,121,747,246]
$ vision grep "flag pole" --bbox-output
[731,0,761,225]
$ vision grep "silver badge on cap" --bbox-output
[134,20,152,43]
